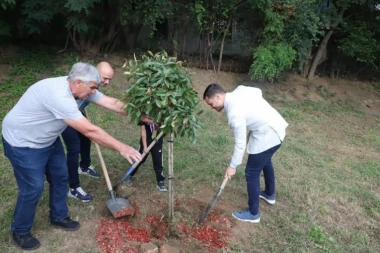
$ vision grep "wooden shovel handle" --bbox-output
[217,176,228,197]
[85,109,113,192]
[94,141,114,191]
[220,176,228,190]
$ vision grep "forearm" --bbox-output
[64,117,141,164]
[229,124,247,169]
[85,125,125,152]
[96,95,126,115]
[107,98,126,115]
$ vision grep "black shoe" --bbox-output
[156,181,168,192]
[51,217,80,231]
[12,232,40,250]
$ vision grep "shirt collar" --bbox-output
[224,92,231,112]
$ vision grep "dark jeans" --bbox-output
[131,134,165,183]
[246,144,281,215]
[2,137,69,235]
[61,125,91,188]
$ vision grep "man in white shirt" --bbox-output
[203,83,288,223]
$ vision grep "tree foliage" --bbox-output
[339,21,379,65]
[124,51,202,142]
[249,43,295,82]
[0,0,16,36]
[247,0,298,81]
[1,0,380,79]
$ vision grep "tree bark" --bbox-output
[167,133,174,221]
[123,24,143,50]
[181,25,188,59]
[168,18,178,58]
[218,16,232,74]
[307,7,346,80]
[301,48,312,77]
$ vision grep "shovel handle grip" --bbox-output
[220,176,228,190]
[216,177,228,197]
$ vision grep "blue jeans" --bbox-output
[246,144,281,215]
[61,125,91,188]
[2,137,69,235]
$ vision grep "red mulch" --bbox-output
[96,201,232,253]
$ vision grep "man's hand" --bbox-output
[119,144,142,164]
[225,166,236,179]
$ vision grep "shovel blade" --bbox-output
[106,197,134,218]
[198,195,218,224]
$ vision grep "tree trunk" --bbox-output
[206,33,210,70]
[57,33,70,54]
[218,16,232,74]
[167,133,174,221]
[181,25,188,59]
[168,18,178,58]
[97,0,122,53]
[301,48,312,77]
[307,7,346,80]
[123,24,143,50]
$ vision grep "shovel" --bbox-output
[113,131,164,190]
[94,142,134,218]
[198,176,228,224]
[86,109,134,218]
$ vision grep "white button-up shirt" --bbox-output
[224,86,288,168]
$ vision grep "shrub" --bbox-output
[249,43,296,82]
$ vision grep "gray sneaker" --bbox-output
[259,191,275,204]
[156,181,167,192]
[68,187,93,202]
[232,209,260,223]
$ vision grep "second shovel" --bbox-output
[198,176,228,224]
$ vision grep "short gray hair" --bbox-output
[67,62,101,85]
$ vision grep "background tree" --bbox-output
[121,0,173,50]
[0,0,16,36]
[2,0,380,80]
[247,0,296,82]
[304,0,370,79]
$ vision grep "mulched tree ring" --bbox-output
[96,200,233,252]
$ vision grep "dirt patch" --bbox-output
[0,64,11,80]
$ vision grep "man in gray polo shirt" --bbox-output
[2,62,142,251]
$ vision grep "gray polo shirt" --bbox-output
[2,76,100,148]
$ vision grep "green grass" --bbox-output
[316,85,336,99]
[0,49,379,252]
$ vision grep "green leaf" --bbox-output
[125,50,202,142]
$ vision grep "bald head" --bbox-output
[96,61,114,87]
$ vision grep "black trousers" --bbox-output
[131,133,165,183]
